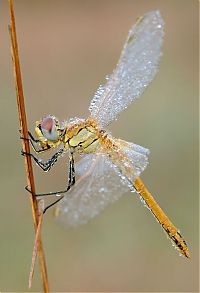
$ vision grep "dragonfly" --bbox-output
[22,10,189,258]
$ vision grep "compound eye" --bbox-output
[40,116,59,141]
[41,117,54,132]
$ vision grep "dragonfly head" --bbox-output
[35,115,62,145]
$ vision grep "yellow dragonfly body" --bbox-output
[28,11,189,258]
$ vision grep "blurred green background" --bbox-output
[0,0,198,292]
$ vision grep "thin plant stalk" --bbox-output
[29,200,44,289]
[8,0,49,291]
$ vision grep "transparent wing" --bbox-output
[56,141,150,227]
[89,11,164,127]
[114,139,150,182]
[56,153,130,227]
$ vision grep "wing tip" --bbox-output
[144,10,162,18]
[135,10,164,29]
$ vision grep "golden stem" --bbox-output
[8,0,49,291]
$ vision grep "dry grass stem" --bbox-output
[29,201,44,289]
[8,0,49,291]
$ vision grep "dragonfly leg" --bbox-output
[25,187,67,214]
[25,151,76,213]
[21,148,65,172]
[42,151,76,213]
[20,130,50,153]
[69,150,76,185]
[25,185,70,197]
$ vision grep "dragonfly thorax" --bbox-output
[64,118,100,154]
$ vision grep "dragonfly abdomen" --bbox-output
[99,134,190,258]
[134,177,190,258]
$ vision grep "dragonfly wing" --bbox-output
[115,139,150,181]
[56,153,130,227]
[89,11,164,127]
